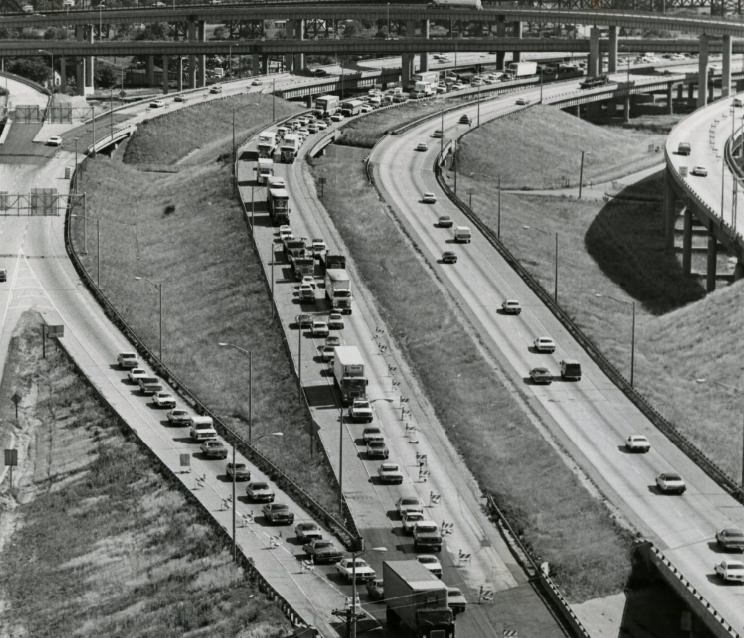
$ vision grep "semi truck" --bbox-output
[313,94,340,118]
[257,130,277,157]
[333,346,368,405]
[292,256,315,280]
[340,99,365,117]
[505,61,537,78]
[267,187,290,225]
[319,252,346,275]
[280,133,301,163]
[256,157,274,185]
[383,561,454,638]
[325,269,352,313]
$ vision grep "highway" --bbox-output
[369,81,744,632]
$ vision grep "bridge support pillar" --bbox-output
[697,34,709,107]
[667,83,674,114]
[688,83,694,101]
[706,230,718,292]
[198,21,207,88]
[178,57,184,92]
[588,27,600,78]
[608,26,617,74]
[85,26,94,92]
[677,84,684,101]
[682,207,693,276]
[262,56,269,75]
[663,169,676,253]
[496,18,506,70]
[59,56,67,91]
[291,19,305,73]
[722,34,732,97]
[420,19,430,72]
[512,21,522,63]
[146,55,154,86]
[252,55,261,76]
[624,95,630,123]
[162,54,169,93]
[402,53,415,90]
[187,20,197,89]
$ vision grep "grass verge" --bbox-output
[308,144,633,602]
[69,95,342,519]
[0,312,290,638]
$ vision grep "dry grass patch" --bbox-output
[0,313,290,638]
[308,144,633,602]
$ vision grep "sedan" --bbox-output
[533,336,556,353]
[447,587,467,616]
[422,192,437,204]
[459,114,471,125]
[691,166,708,177]
[245,481,275,502]
[128,367,148,383]
[416,142,429,151]
[300,275,316,289]
[262,502,294,525]
[402,510,425,534]
[327,312,344,330]
[656,472,686,495]
[366,440,389,459]
[377,462,404,485]
[501,299,521,315]
[716,528,744,552]
[714,559,744,583]
[46,135,63,146]
[209,85,222,94]
[366,578,385,601]
[625,434,651,453]
[416,554,443,578]
[312,320,329,338]
[152,391,176,408]
[200,439,228,459]
[167,408,191,426]
[396,496,424,517]
[149,100,164,108]
[303,539,343,564]
[317,344,335,363]
[315,120,328,130]
[432,129,444,138]
[363,427,384,443]
[278,225,293,240]
[295,521,323,543]
[225,462,251,481]
[325,335,341,348]
[438,215,454,228]
[330,113,344,122]
[251,78,263,86]
[515,97,530,105]
[173,94,187,103]
[311,238,327,255]
[529,367,552,385]
[441,251,457,264]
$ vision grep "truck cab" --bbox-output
[413,520,443,552]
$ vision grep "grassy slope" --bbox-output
[308,145,632,602]
[0,313,289,638]
[456,105,666,189]
[70,95,343,517]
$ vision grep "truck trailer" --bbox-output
[505,61,538,78]
[325,269,352,313]
[267,187,290,225]
[333,346,368,405]
[280,133,301,163]
[314,94,340,118]
[256,157,274,185]
[383,561,454,638]
[257,130,277,158]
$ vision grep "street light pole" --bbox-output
[553,232,558,303]
[440,108,444,155]
[578,150,585,199]
[497,174,502,239]
[338,406,344,516]
[232,440,237,561]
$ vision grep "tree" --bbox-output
[8,58,49,84]
[95,65,119,88]
[342,20,363,38]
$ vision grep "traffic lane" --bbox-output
[0,122,55,164]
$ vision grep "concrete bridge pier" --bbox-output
[608,26,617,74]
[402,52,415,89]
[85,26,94,93]
[146,55,154,86]
[188,20,197,88]
[667,83,674,114]
[706,231,718,291]
[197,20,207,87]
[178,57,184,92]
[624,94,630,123]
[420,19,430,72]
[677,84,684,101]
[722,34,732,97]
[162,54,169,93]
[682,207,693,276]
[59,56,67,92]
[496,18,505,70]
[663,170,676,252]
[512,21,522,63]
[688,83,694,101]
[734,261,744,280]
[588,27,600,77]
[290,19,305,73]
[251,55,261,76]
[697,34,709,107]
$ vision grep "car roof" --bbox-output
[661,472,682,480]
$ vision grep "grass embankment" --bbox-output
[70,95,344,517]
[455,106,744,481]
[0,313,289,637]
[308,144,632,602]
[456,105,666,189]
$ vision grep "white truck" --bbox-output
[432,0,482,7]
[333,345,368,405]
[325,268,352,314]
[280,133,301,163]
[257,130,277,157]
[313,94,340,118]
[256,157,274,185]
[505,61,538,78]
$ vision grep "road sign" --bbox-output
[4,449,17,466]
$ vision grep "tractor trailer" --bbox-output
[383,561,454,638]
[325,269,352,313]
[333,346,368,405]
[505,61,537,78]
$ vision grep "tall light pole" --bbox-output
[97,2,104,40]
[386,2,390,37]
[440,108,444,155]
[218,342,253,445]
[134,276,163,360]
[594,292,636,387]
[338,405,344,516]
[73,137,79,193]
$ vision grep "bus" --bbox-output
[340,99,365,117]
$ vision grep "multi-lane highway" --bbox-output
[369,82,744,631]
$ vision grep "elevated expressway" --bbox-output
[368,80,744,635]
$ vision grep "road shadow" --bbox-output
[303,383,338,408]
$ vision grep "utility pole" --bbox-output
[578,150,585,198]
[497,175,502,239]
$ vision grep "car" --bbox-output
[251,78,263,85]
[226,462,251,481]
[515,97,530,105]
[691,165,708,177]
[336,557,376,582]
[307,122,318,133]
[452,82,466,90]
[167,408,190,426]
[416,142,429,151]
[422,192,437,204]
[366,578,385,601]
[366,440,389,459]
[298,283,314,301]
[432,129,443,138]
[303,539,343,564]
[325,335,341,349]
[138,377,163,395]
[0,268,6,282]
[312,320,329,338]
[311,238,326,255]
[128,367,148,383]
[656,472,686,495]
[117,352,139,368]
[200,439,228,459]
[529,367,552,385]
[441,251,457,264]
[315,120,328,130]
[438,215,453,228]
[245,481,275,502]
[459,114,471,125]
[377,462,404,485]
[402,510,426,534]
[396,496,424,518]
[317,344,335,362]
[533,336,556,353]
[625,434,651,453]
[173,94,187,103]
[714,559,744,583]
[446,587,467,616]
[716,528,744,552]
[46,135,62,146]
[152,391,177,408]
[149,99,164,108]
[501,299,521,315]
[327,312,344,330]
[362,426,384,444]
[348,398,373,422]
[393,94,408,103]
[278,225,293,240]
[262,502,294,525]
[360,104,373,113]
[300,275,316,289]
[297,127,310,139]
[330,113,344,122]
[295,521,324,543]
[209,84,222,94]
[416,554,443,578]
[296,313,314,329]
[312,68,329,77]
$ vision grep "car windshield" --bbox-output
[402,498,419,506]
[665,474,681,481]
[369,441,385,448]
[252,483,268,490]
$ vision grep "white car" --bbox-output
[327,312,344,330]
[152,391,176,408]
[166,408,190,426]
[278,225,292,240]
[515,97,530,105]
[714,559,744,583]
[362,426,383,444]
[360,104,373,113]
[149,99,164,108]
[377,462,404,485]
[245,481,275,502]
[311,238,327,255]
[416,554,443,578]
[330,113,344,122]
[396,496,424,517]
[656,472,686,494]
[422,192,437,204]
[312,320,329,337]
[46,135,62,146]
[402,510,425,534]
[691,166,708,177]
[501,299,521,315]
[300,275,316,289]
[532,336,556,353]
[251,78,263,86]
[336,557,376,583]
[128,368,148,383]
[298,283,314,301]
[416,142,429,152]
[315,120,328,130]
[625,434,650,453]
[452,82,465,90]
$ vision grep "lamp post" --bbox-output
[386,2,390,38]
[134,276,163,360]
[218,342,253,445]
[497,174,502,239]
[440,107,444,155]
[73,137,79,193]
[594,292,636,387]
[38,49,54,113]
[97,2,105,40]
[109,87,114,142]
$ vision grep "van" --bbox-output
[560,360,582,381]
[189,416,217,441]
[734,97,744,108]
[0,268,6,282]
[212,67,225,79]
[454,226,472,243]
[117,352,139,369]
[677,142,691,156]
[138,376,163,395]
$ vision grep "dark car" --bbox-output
[459,114,471,125]
[303,539,343,564]
[442,251,457,264]
[262,502,295,525]
[529,367,552,385]
[295,522,323,543]
[366,578,384,601]
[225,462,251,481]
[717,528,744,552]
[200,439,228,459]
